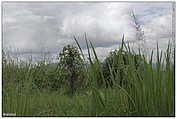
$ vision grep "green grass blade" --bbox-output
[89,39,99,63]
[84,33,92,64]
[73,35,85,61]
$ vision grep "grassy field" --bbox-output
[2,36,175,116]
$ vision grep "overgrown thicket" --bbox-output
[2,35,174,116]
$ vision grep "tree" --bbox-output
[58,45,84,95]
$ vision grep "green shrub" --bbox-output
[101,48,145,88]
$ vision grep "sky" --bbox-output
[2,2,175,62]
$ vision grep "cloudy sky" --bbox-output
[2,2,175,61]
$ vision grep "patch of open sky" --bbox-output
[134,7,171,25]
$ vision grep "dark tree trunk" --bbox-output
[68,50,75,95]
[70,70,75,95]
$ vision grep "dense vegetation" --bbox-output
[2,35,175,116]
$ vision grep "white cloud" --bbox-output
[2,2,174,62]
[60,3,136,46]
[143,14,172,51]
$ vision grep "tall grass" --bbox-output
[2,35,174,116]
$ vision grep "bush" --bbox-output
[101,49,145,88]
